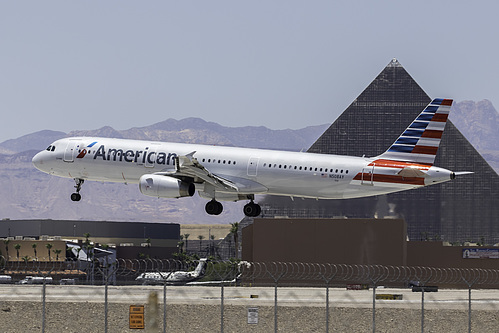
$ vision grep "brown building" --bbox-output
[243,218,499,270]
[243,218,407,266]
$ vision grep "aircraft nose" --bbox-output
[32,151,45,171]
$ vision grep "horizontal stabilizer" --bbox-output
[397,167,426,178]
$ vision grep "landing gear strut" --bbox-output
[243,200,261,217]
[205,199,223,215]
[70,178,84,202]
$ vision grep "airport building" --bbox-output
[258,59,499,244]
[0,219,180,260]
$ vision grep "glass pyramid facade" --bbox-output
[259,59,499,244]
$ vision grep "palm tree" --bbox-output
[83,233,93,261]
[53,249,62,261]
[210,235,215,256]
[230,222,239,259]
[184,233,190,251]
[14,243,21,260]
[32,243,37,260]
[75,247,82,260]
[46,243,53,261]
[197,235,205,252]
[177,240,185,253]
[3,239,10,261]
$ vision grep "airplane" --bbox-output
[135,258,207,285]
[32,98,470,217]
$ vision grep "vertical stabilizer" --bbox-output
[376,99,453,165]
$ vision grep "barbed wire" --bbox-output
[2,256,499,288]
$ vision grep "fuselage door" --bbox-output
[247,157,260,177]
[361,164,374,186]
[63,140,79,163]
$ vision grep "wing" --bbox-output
[155,151,267,194]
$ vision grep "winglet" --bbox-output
[376,98,453,165]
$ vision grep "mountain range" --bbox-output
[0,100,497,224]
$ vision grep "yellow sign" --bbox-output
[130,305,145,329]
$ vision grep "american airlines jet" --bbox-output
[32,99,469,217]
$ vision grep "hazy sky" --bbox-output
[1,1,498,143]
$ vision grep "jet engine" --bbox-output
[139,174,195,198]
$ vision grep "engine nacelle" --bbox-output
[139,174,195,198]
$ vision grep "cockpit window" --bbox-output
[51,146,56,151]
[46,145,52,151]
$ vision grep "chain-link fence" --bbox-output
[1,257,499,332]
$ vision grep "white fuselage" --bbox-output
[32,137,454,201]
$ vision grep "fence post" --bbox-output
[42,278,46,333]
[36,259,56,333]
[96,256,119,333]
[221,281,225,333]
[163,282,167,333]
[318,263,338,333]
[461,272,479,333]
[264,262,286,333]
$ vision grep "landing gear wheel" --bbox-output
[243,202,261,217]
[71,178,84,202]
[70,193,81,201]
[205,200,223,215]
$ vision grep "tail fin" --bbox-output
[193,258,207,277]
[376,98,453,165]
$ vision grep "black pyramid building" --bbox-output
[260,59,499,244]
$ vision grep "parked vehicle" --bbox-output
[60,278,76,285]
[0,275,12,284]
[19,276,53,285]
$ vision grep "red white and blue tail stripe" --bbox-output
[376,98,452,165]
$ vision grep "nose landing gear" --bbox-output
[71,178,84,201]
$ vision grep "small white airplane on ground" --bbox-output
[33,98,470,217]
[135,258,207,285]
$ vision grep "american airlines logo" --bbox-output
[76,141,97,159]
[91,144,177,165]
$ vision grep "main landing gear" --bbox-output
[204,198,262,217]
[205,199,223,215]
[243,200,261,217]
[70,178,84,202]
